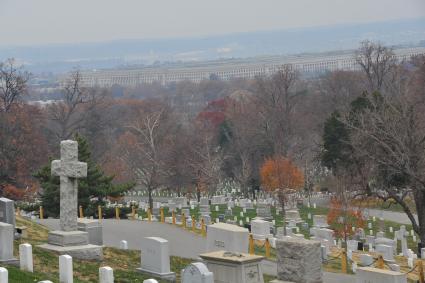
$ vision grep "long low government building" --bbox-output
[77,47,425,87]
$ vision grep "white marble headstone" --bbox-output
[139,237,175,279]
[181,262,213,283]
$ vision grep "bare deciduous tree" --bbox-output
[318,70,363,112]
[47,71,108,141]
[342,90,425,242]
[355,40,397,93]
[119,101,175,209]
[187,128,224,196]
[256,64,303,156]
[223,93,264,197]
[0,58,30,112]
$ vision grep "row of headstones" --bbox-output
[132,197,273,209]
[116,212,408,283]
[310,213,422,258]
[129,201,274,227]
[309,214,424,276]
[0,246,212,283]
[101,197,274,216]
[122,187,276,198]
[278,233,409,283]
[155,218,409,283]
[123,187,245,197]
[133,223,263,282]
[0,254,156,283]
[347,232,425,263]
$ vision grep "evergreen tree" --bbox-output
[321,111,352,171]
[34,135,134,217]
[321,92,381,173]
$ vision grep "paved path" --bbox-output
[37,219,206,259]
[308,196,417,225]
[364,208,417,225]
[37,219,355,282]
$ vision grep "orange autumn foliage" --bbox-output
[2,184,26,200]
[327,197,365,238]
[260,156,304,192]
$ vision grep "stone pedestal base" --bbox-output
[253,233,273,241]
[200,250,265,283]
[270,280,295,283]
[40,230,103,260]
[136,268,176,281]
[48,230,89,246]
[38,243,103,260]
[78,219,103,246]
[0,258,19,266]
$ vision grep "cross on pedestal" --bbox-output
[51,140,87,231]
[39,140,102,260]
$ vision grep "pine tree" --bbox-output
[34,135,134,217]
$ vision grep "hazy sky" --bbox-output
[1,0,425,47]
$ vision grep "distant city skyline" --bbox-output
[1,0,425,47]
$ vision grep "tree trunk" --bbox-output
[244,185,249,199]
[148,188,153,210]
[197,186,201,202]
[279,190,287,236]
[414,189,425,244]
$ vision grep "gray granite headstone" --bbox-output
[77,219,103,246]
[276,237,323,283]
[0,222,17,264]
[256,203,271,218]
[199,205,211,216]
[200,197,209,206]
[0,198,15,227]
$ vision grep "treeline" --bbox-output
[1,41,425,226]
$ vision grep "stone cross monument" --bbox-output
[51,140,87,231]
[39,140,102,260]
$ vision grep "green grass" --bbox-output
[15,201,422,282]
[11,216,279,282]
[7,245,190,283]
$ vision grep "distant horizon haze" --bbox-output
[1,0,425,47]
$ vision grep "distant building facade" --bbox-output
[75,47,425,87]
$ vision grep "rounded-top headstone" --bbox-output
[119,240,128,250]
[0,267,8,282]
[99,266,114,283]
[181,262,213,283]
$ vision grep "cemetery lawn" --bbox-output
[350,198,416,213]
[136,203,421,260]
[15,203,422,281]
[9,216,188,282]
[298,206,420,254]
[11,216,279,282]
[300,206,424,282]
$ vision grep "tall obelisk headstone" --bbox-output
[39,140,103,260]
